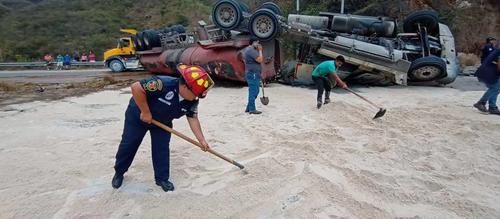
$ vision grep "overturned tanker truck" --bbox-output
[134,0,459,86]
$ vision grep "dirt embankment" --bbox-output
[0,71,151,107]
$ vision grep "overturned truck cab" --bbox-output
[283,10,460,86]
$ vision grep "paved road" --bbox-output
[0,69,150,83]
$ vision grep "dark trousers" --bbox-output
[312,76,331,102]
[114,106,172,181]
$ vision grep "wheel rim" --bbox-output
[413,66,441,80]
[252,14,275,39]
[111,61,123,71]
[215,3,238,28]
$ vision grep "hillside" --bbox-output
[0,0,498,62]
[0,0,212,61]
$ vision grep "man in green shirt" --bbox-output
[311,56,347,109]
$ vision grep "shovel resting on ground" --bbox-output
[260,81,269,105]
[151,119,245,169]
[344,88,387,119]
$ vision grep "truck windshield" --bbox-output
[118,39,130,48]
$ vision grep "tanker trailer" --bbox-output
[137,28,282,82]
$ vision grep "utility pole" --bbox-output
[296,0,300,14]
[341,0,345,14]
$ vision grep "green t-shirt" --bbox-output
[312,61,336,77]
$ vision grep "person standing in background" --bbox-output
[242,38,263,115]
[81,53,88,62]
[73,50,80,62]
[56,54,64,70]
[88,51,96,62]
[474,48,500,115]
[63,53,71,70]
[481,37,497,64]
[43,53,53,70]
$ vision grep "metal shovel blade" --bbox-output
[260,96,269,105]
[373,108,387,119]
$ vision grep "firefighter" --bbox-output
[112,64,215,192]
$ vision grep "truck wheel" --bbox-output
[259,2,283,16]
[109,60,125,72]
[408,56,446,82]
[249,8,280,42]
[171,24,186,34]
[136,31,146,51]
[143,30,161,50]
[132,36,142,51]
[403,10,439,36]
[212,0,243,31]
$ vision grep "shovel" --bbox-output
[260,81,269,105]
[344,88,387,119]
[151,119,245,169]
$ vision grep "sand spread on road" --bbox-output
[1,78,499,218]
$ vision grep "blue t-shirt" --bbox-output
[63,55,71,64]
[476,48,500,84]
[312,61,336,77]
[242,46,261,74]
[129,76,199,123]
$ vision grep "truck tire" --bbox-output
[131,36,142,51]
[143,30,161,50]
[135,31,146,51]
[403,10,439,36]
[259,2,283,16]
[171,24,186,34]
[212,0,243,31]
[109,60,125,72]
[249,8,280,42]
[408,56,446,82]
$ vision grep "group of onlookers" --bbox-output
[43,50,96,70]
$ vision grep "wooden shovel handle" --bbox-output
[151,120,244,169]
[344,88,381,109]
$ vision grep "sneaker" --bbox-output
[249,110,262,115]
[473,102,488,112]
[245,109,249,113]
[317,101,322,109]
[489,107,500,115]
[324,99,331,105]
[155,180,175,192]
[111,173,124,189]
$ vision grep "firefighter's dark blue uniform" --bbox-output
[482,43,496,63]
[114,75,198,182]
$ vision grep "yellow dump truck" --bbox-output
[103,29,142,72]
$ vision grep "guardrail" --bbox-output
[0,61,104,68]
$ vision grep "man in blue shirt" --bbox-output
[63,53,71,70]
[474,48,500,115]
[311,56,347,109]
[242,38,264,114]
[112,64,215,192]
